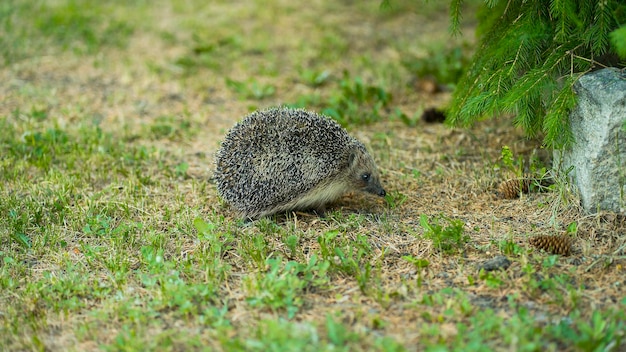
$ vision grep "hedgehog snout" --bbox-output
[363,182,386,197]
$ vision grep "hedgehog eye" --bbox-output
[361,173,370,182]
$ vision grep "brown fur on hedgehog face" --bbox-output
[346,144,386,197]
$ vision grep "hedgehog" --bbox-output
[214,107,386,220]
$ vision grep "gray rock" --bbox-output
[478,256,511,272]
[555,68,626,214]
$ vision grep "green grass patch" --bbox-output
[0,0,136,63]
[290,71,392,126]
[419,214,470,254]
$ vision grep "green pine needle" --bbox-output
[447,0,625,148]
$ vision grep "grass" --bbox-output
[0,0,136,64]
[1,0,626,351]
[419,214,470,254]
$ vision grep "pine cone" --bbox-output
[528,235,572,256]
[497,178,533,199]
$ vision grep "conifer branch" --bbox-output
[449,0,464,35]
[446,0,626,148]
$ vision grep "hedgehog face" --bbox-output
[348,146,386,197]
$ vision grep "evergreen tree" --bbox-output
[446,0,626,148]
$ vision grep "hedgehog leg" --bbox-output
[312,205,327,218]
[240,216,255,224]
[240,211,259,224]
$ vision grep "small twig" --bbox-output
[585,255,626,272]
[503,0,513,18]
[566,52,611,69]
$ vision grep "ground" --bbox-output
[1,0,625,351]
